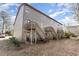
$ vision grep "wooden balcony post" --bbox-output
[30,21,33,44]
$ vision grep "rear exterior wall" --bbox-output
[23,5,62,33]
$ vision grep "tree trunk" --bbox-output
[2,21,4,34]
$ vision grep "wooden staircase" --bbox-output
[24,21,46,44]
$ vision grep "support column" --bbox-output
[35,30,37,44]
[30,22,32,44]
[24,30,28,44]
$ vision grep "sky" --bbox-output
[0,3,79,32]
[31,3,79,26]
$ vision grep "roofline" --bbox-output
[14,3,62,25]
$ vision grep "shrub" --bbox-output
[70,33,77,37]
[5,31,12,36]
[64,32,71,38]
[9,37,20,47]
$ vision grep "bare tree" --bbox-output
[72,4,79,21]
[0,11,11,34]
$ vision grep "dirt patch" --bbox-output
[0,39,79,56]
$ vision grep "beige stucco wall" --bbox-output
[14,5,24,41]
[23,5,62,33]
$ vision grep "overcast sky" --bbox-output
[0,3,79,28]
